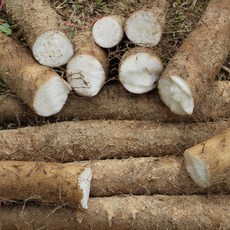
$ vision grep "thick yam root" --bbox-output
[0,120,229,162]
[0,32,71,117]
[5,0,73,67]
[67,32,109,97]
[0,81,229,122]
[0,161,92,209]
[1,195,230,229]
[119,47,163,94]
[158,0,230,115]
[92,16,124,48]
[184,128,230,188]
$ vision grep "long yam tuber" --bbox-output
[158,0,230,115]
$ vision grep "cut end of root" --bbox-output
[125,10,162,47]
[93,16,124,48]
[78,168,92,209]
[67,54,106,97]
[33,76,71,117]
[184,151,210,188]
[119,52,163,94]
[33,30,74,67]
[158,75,194,115]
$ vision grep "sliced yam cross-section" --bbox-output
[5,0,74,67]
[67,32,109,97]
[92,15,124,48]
[119,47,163,94]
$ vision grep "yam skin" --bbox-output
[5,0,73,67]
[0,161,92,209]
[67,32,109,97]
[1,81,229,123]
[0,120,229,162]
[184,128,230,188]
[80,157,230,197]
[1,195,230,230]
[158,0,230,115]
[0,32,71,117]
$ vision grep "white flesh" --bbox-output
[33,30,74,67]
[158,75,194,115]
[119,52,163,94]
[33,76,71,117]
[125,10,162,47]
[184,151,210,188]
[67,54,106,97]
[93,16,124,48]
[78,168,92,209]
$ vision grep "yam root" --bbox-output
[184,128,230,188]
[67,32,109,97]
[80,157,230,197]
[5,0,73,67]
[0,161,92,209]
[0,120,229,162]
[92,15,124,48]
[158,0,230,115]
[119,47,163,94]
[0,81,229,123]
[1,195,230,229]
[124,1,167,47]
[0,32,71,117]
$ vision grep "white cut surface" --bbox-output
[158,75,194,115]
[67,54,106,97]
[93,16,124,48]
[78,168,92,209]
[125,10,162,47]
[33,30,74,67]
[33,76,71,117]
[119,52,163,94]
[184,151,210,188]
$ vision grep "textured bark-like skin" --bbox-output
[159,0,230,112]
[5,0,61,47]
[184,128,230,188]
[0,32,64,114]
[1,195,230,230]
[0,161,87,207]
[0,120,229,162]
[79,157,230,197]
[68,31,109,78]
[1,81,228,123]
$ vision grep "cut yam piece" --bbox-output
[0,32,71,117]
[158,0,230,115]
[119,47,163,94]
[0,161,92,209]
[0,81,229,123]
[92,16,124,48]
[124,8,166,47]
[67,32,109,97]
[184,128,230,188]
[5,0,74,67]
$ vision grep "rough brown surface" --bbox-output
[1,81,229,123]
[0,120,229,162]
[0,32,64,115]
[0,161,89,207]
[5,0,62,47]
[78,157,230,197]
[1,195,230,230]
[159,0,230,113]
